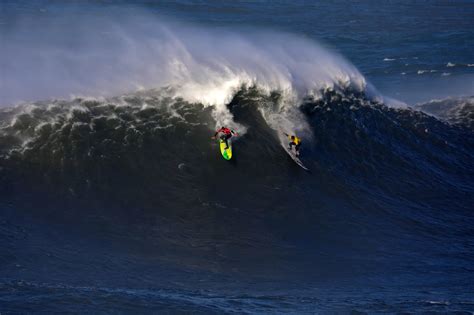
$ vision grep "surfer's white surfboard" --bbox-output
[282,145,309,171]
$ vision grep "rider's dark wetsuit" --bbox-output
[214,127,236,149]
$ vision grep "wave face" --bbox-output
[1,3,474,314]
[1,86,474,312]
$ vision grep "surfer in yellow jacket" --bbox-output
[284,133,301,157]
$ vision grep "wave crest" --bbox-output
[2,11,367,133]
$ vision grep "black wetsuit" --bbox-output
[289,141,301,152]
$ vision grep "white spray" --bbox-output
[1,9,367,138]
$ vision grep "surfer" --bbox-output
[284,133,301,157]
[212,127,238,149]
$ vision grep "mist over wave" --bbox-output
[1,8,369,135]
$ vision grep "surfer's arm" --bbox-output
[213,128,223,137]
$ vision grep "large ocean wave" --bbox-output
[1,7,474,313]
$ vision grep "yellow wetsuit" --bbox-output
[290,136,301,145]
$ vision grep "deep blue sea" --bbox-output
[1,1,474,313]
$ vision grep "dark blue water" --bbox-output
[1,1,474,313]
